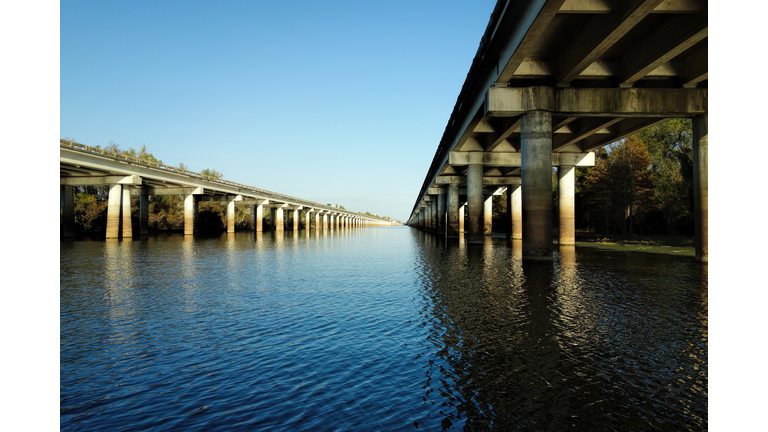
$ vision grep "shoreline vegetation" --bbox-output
[572,235,695,257]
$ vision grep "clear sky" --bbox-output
[59,0,498,221]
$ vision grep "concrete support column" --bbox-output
[306,211,312,230]
[255,203,264,232]
[315,212,321,230]
[106,184,122,239]
[507,185,522,239]
[184,193,197,235]
[437,189,446,236]
[428,200,435,232]
[447,184,460,238]
[121,186,132,238]
[484,194,493,236]
[693,113,708,262]
[558,166,575,246]
[276,208,284,231]
[227,198,236,233]
[466,163,484,243]
[521,111,553,260]
[459,203,465,233]
[139,192,149,235]
[61,185,76,238]
[323,214,328,230]
[293,210,299,231]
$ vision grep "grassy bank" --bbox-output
[571,234,695,257]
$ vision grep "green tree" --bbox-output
[200,168,223,180]
[636,119,693,234]
[609,136,654,238]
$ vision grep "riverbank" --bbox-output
[571,234,695,257]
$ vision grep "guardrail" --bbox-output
[60,139,388,221]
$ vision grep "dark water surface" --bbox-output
[60,227,707,431]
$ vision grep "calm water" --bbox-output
[60,227,707,431]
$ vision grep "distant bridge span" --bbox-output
[407,0,707,262]
[60,140,393,238]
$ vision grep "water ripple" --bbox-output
[61,229,706,431]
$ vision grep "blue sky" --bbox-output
[59,1,498,221]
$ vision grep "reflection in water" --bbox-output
[61,228,706,431]
[413,235,707,430]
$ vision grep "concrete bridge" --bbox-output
[60,140,393,239]
[407,0,707,262]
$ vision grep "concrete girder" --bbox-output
[263,203,290,209]
[485,87,707,117]
[619,13,708,86]
[485,117,522,151]
[578,117,668,151]
[129,187,204,196]
[681,39,707,87]
[436,176,522,186]
[552,117,624,151]
[448,151,594,167]
[495,0,567,85]
[61,175,142,186]
[556,0,663,85]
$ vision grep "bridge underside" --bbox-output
[409,0,707,262]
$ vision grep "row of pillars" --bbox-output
[60,188,378,239]
[410,111,708,263]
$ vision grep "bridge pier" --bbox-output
[506,185,522,240]
[466,163,484,244]
[121,187,132,238]
[558,165,575,246]
[693,113,708,263]
[459,203,465,233]
[276,208,284,231]
[61,185,76,238]
[521,111,553,261]
[436,190,446,235]
[255,203,263,232]
[106,184,132,239]
[227,197,236,233]
[184,193,197,235]
[447,183,460,238]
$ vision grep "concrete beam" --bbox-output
[619,13,707,86]
[263,203,290,209]
[130,187,204,196]
[495,0,567,84]
[61,175,142,186]
[552,118,624,151]
[486,87,707,117]
[556,0,661,84]
[435,176,522,186]
[579,117,668,151]
[449,151,594,167]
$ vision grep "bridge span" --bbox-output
[407,0,707,262]
[60,140,393,239]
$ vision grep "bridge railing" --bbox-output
[60,139,387,220]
